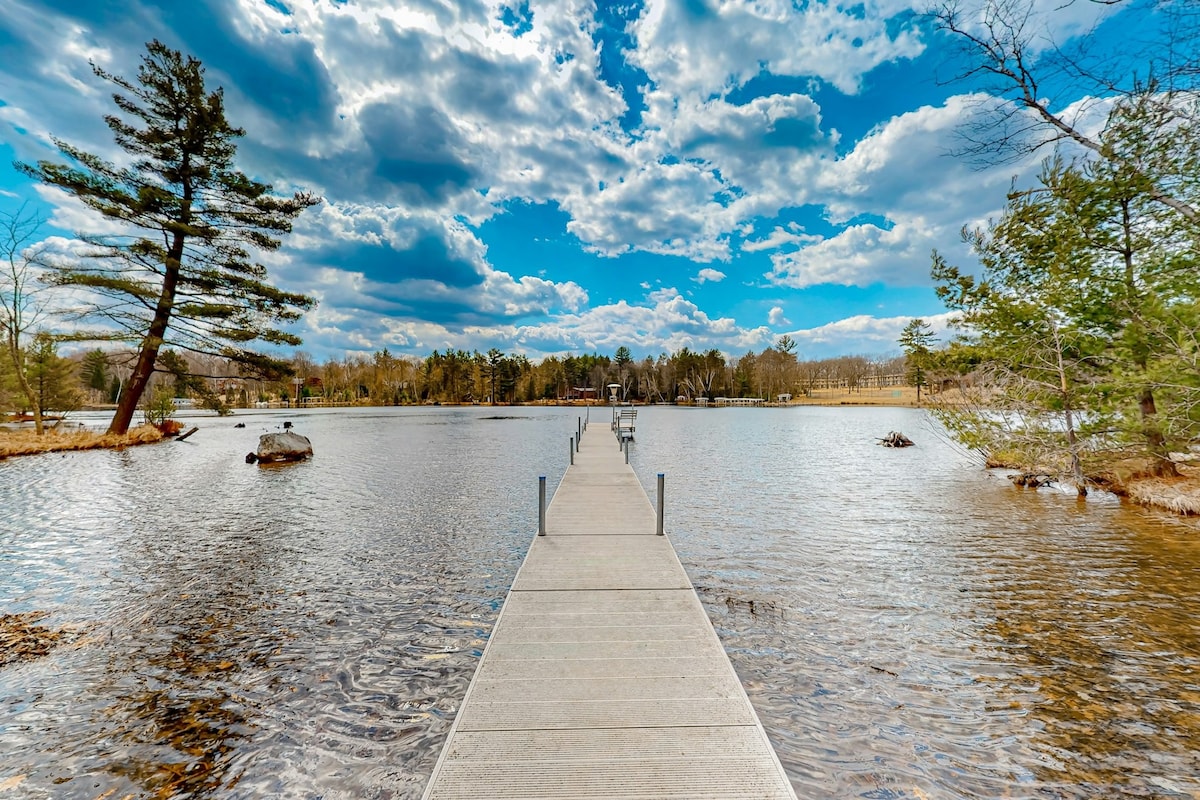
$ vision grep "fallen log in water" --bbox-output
[877,431,914,447]
[1010,472,1055,488]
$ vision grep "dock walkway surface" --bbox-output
[422,424,797,800]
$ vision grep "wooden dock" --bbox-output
[422,424,797,800]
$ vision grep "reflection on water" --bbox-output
[2,406,1198,798]
[1,407,562,799]
[630,407,1200,799]
[977,507,1200,796]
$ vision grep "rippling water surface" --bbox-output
[2,406,1198,799]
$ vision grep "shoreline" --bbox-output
[5,403,1197,518]
[1103,466,1200,516]
[0,426,164,459]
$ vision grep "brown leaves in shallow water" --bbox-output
[0,611,68,666]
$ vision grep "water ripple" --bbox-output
[3,406,1199,798]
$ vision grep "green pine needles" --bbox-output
[929,93,1200,491]
[20,41,320,434]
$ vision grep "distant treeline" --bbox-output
[0,342,907,412]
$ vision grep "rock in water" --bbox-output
[256,431,313,463]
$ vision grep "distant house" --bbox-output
[566,386,596,402]
[216,377,245,403]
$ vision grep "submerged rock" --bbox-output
[256,431,313,464]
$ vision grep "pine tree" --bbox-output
[486,348,504,405]
[19,41,319,434]
[898,318,936,404]
[25,333,82,420]
[931,124,1200,484]
[81,349,109,394]
[931,238,1104,496]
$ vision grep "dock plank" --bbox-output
[422,423,796,800]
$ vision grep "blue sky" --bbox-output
[0,0,1143,361]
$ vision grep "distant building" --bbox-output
[566,386,596,401]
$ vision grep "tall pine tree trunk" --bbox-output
[1139,387,1177,477]
[1052,323,1087,497]
[107,224,186,435]
[1118,199,1178,478]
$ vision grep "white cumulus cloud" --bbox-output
[694,268,727,284]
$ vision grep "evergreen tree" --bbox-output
[1020,154,1191,476]
[19,41,319,434]
[486,348,504,405]
[81,349,109,394]
[932,239,1104,495]
[25,333,82,420]
[0,341,15,412]
[932,130,1200,483]
[898,318,936,404]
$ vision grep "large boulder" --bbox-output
[256,431,313,463]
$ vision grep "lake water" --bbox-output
[1,405,1198,799]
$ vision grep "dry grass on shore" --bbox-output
[1123,466,1200,516]
[786,386,922,407]
[0,425,164,459]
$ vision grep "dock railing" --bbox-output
[612,405,636,441]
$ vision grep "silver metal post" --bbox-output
[538,476,547,536]
[569,436,574,465]
[624,439,629,464]
[656,473,665,535]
